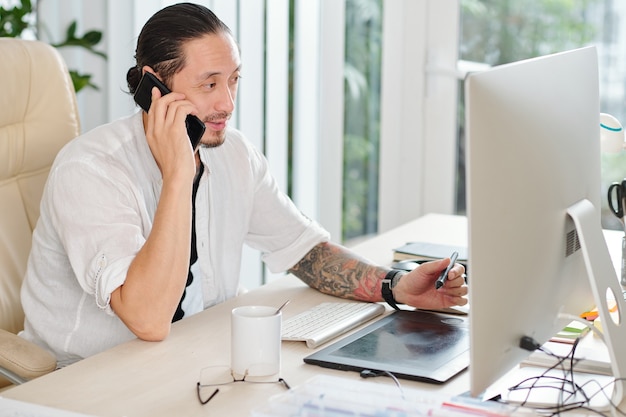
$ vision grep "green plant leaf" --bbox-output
[51,20,107,59]
[82,30,102,45]
[0,0,32,38]
[65,20,77,39]
[69,70,99,92]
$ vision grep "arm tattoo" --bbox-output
[288,242,388,302]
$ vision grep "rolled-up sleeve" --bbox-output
[47,159,149,315]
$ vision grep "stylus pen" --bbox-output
[435,251,458,290]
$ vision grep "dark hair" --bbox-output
[126,2,233,94]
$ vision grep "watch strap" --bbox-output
[381,269,405,310]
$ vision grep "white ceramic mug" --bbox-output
[230,305,281,377]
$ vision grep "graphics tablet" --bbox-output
[303,309,469,384]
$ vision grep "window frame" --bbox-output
[378,0,460,233]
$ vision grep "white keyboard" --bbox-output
[281,302,385,348]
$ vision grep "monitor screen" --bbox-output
[465,46,603,398]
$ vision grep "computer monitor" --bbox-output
[465,46,626,404]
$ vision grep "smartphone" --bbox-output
[133,72,206,149]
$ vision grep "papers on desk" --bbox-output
[520,340,612,376]
[0,397,97,417]
[253,375,538,417]
[498,367,614,412]
[550,320,591,344]
[495,339,614,412]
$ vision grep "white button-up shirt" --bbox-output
[20,112,329,367]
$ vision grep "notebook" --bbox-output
[303,309,469,384]
[393,242,468,262]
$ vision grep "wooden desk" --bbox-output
[4,213,622,416]
[2,214,470,417]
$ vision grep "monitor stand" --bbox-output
[568,199,626,415]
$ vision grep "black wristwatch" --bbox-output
[381,269,405,310]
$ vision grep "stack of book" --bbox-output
[393,241,467,263]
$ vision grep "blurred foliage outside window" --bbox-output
[458,0,626,231]
[343,0,383,241]
[343,0,626,242]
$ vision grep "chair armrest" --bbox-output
[0,329,56,385]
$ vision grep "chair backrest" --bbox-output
[0,38,80,334]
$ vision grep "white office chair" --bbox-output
[0,38,81,387]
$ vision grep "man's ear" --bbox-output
[141,66,158,78]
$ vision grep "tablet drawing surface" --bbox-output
[303,309,469,384]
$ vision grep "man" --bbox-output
[20,3,467,367]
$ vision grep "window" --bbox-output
[457,0,626,231]
[343,0,383,241]
[350,0,459,240]
[342,0,459,242]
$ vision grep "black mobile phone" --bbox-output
[133,72,206,149]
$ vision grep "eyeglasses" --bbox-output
[196,365,291,405]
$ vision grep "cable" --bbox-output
[511,335,621,415]
[519,335,541,351]
[359,369,405,399]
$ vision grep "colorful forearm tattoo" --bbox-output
[288,242,386,302]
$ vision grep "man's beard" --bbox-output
[199,112,231,148]
[201,132,226,148]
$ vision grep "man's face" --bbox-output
[170,33,241,148]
